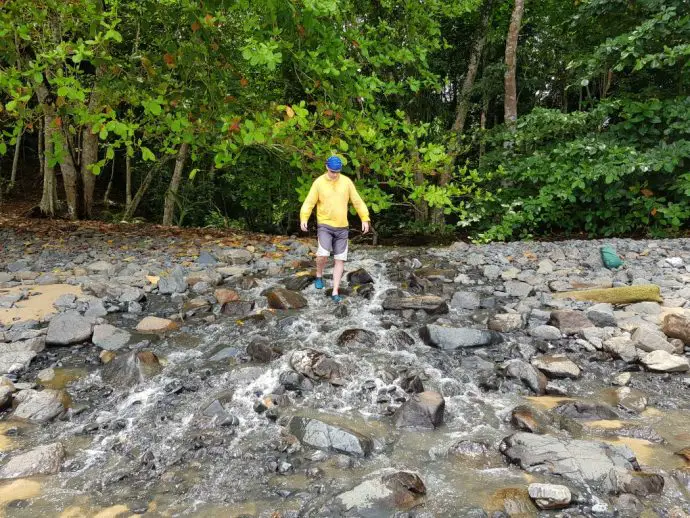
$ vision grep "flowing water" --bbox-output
[1,247,689,517]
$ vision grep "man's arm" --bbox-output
[348,179,371,233]
[299,180,319,230]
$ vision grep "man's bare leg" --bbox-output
[316,256,328,278]
[332,259,345,295]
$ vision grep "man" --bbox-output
[300,155,370,302]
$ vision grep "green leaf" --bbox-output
[189,168,199,180]
[0,142,6,155]
[33,71,43,83]
[141,146,155,161]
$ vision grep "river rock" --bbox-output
[488,313,524,332]
[607,467,664,496]
[510,405,556,434]
[347,268,374,285]
[502,359,547,395]
[549,310,594,335]
[214,288,240,305]
[382,295,449,314]
[202,400,239,426]
[0,386,12,409]
[135,316,177,334]
[420,324,502,350]
[531,354,581,379]
[662,314,690,344]
[632,326,675,353]
[283,275,314,291]
[279,371,314,392]
[586,303,617,327]
[119,286,145,303]
[487,488,537,516]
[0,337,45,374]
[266,288,307,309]
[333,470,426,514]
[247,340,278,363]
[505,281,533,297]
[46,311,93,346]
[0,443,65,480]
[284,416,373,457]
[221,300,255,317]
[603,337,639,363]
[529,325,562,340]
[92,324,131,351]
[640,350,690,372]
[394,391,444,430]
[13,389,67,423]
[555,401,619,420]
[528,483,571,510]
[158,266,187,294]
[102,351,162,385]
[612,387,648,413]
[451,291,481,310]
[500,432,638,486]
[218,248,253,265]
[290,349,342,382]
[337,329,377,347]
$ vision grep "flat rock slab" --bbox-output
[641,350,690,372]
[135,316,177,334]
[0,443,65,480]
[284,416,373,457]
[92,324,131,351]
[266,288,307,310]
[382,295,448,314]
[13,389,67,423]
[531,354,581,379]
[500,432,638,487]
[632,326,675,354]
[420,325,502,350]
[333,470,426,514]
[46,311,93,345]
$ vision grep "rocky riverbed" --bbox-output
[1,224,690,517]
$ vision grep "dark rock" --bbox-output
[510,404,557,434]
[247,340,279,363]
[279,371,313,392]
[394,391,444,430]
[347,268,374,285]
[333,305,348,318]
[420,325,502,350]
[399,374,424,393]
[549,310,594,335]
[202,400,239,426]
[221,300,255,318]
[102,351,162,386]
[502,360,547,395]
[266,288,308,310]
[290,349,342,382]
[283,275,315,291]
[388,330,415,348]
[337,329,377,347]
[284,416,373,457]
[554,401,620,420]
[382,295,448,314]
[607,468,664,496]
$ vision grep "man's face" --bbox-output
[326,168,340,180]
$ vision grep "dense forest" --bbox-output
[0,0,688,241]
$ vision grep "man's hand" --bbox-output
[300,221,308,232]
[362,221,370,234]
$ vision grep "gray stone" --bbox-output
[102,351,162,386]
[13,389,66,422]
[197,251,218,265]
[46,312,93,346]
[218,248,253,265]
[527,483,571,510]
[290,349,342,382]
[549,310,594,335]
[383,295,448,314]
[466,253,485,266]
[604,337,640,363]
[394,391,445,430]
[0,337,45,374]
[607,467,664,496]
[420,325,502,350]
[537,260,555,275]
[627,302,662,315]
[613,372,632,386]
[488,313,523,332]
[0,443,65,480]
[612,387,648,413]
[87,260,115,275]
[450,291,481,310]
[482,265,501,280]
[84,299,108,319]
[505,280,532,297]
[92,324,131,351]
[285,416,373,457]
[586,303,617,327]
[501,267,520,280]
[119,287,145,303]
[531,354,581,379]
[555,401,620,420]
[158,266,187,294]
[500,432,637,486]
[631,326,675,354]
[333,470,426,514]
[640,350,690,372]
[502,359,547,394]
[529,325,562,340]
[202,400,239,426]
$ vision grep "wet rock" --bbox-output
[283,275,314,291]
[100,350,116,364]
[500,432,638,486]
[586,303,617,328]
[0,386,12,409]
[0,443,65,480]
[102,351,162,386]
[0,338,45,375]
[394,391,445,430]
[451,291,481,310]
[502,360,547,395]
[202,400,239,426]
[488,313,523,332]
[214,288,240,305]
[333,470,426,514]
[347,268,374,285]
[279,371,314,392]
[13,389,67,423]
[486,488,537,516]
[549,310,594,335]
[221,300,255,318]
[614,494,644,515]
[290,349,342,383]
[640,350,690,372]
[631,326,675,354]
[607,467,664,496]
[398,374,424,394]
[611,387,648,413]
[266,288,307,310]
[603,337,640,363]
[510,405,557,434]
[46,312,93,346]
[448,440,500,469]
[284,416,373,457]
[337,329,377,347]
[247,340,278,363]
[554,401,619,420]
[333,304,348,318]
[135,316,177,334]
[420,324,502,350]
[531,354,581,379]
[662,314,690,344]
[92,324,131,351]
[388,330,415,348]
[529,325,562,340]
[528,483,571,510]
[382,295,448,314]
[158,266,187,294]
[505,281,533,297]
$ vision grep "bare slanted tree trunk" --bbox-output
[125,154,132,207]
[504,0,525,130]
[39,113,58,217]
[103,155,116,205]
[162,142,190,226]
[59,129,80,220]
[123,155,174,222]
[9,124,22,191]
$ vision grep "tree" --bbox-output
[504,0,525,129]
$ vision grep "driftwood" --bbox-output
[553,284,662,304]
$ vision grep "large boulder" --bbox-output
[420,325,502,350]
[662,314,690,344]
[0,338,45,375]
[394,391,445,430]
[500,432,638,487]
[46,312,93,345]
[265,288,307,310]
[549,310,594,335]
[13,389,67,423]
[0,443,65,480]
[631,326,675,354]
[283,416,373,457]
[332,470,426,515]
[102,351,163,386]
[382,295,448,314]
[92,324,131,351]
[337,329,377,347]
[347,268,374,285]
[531,354,581,379]
[640,350,690,372]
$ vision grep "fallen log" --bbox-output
[553,285,662,305]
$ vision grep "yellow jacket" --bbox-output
[300,173,370,228]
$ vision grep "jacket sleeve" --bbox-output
[349,179,370,222]
[299,180,319,224]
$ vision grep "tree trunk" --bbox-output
[125,153,132,206]
[504,0,525,130]
[162,142,189,226]
[9,125,22,191]
[80,80,101,218]
[123,154,174,222]
[59,128,80,220]
[103,154,115,205]
[39,113,58,217]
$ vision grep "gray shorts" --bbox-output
[317,224,349,261]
